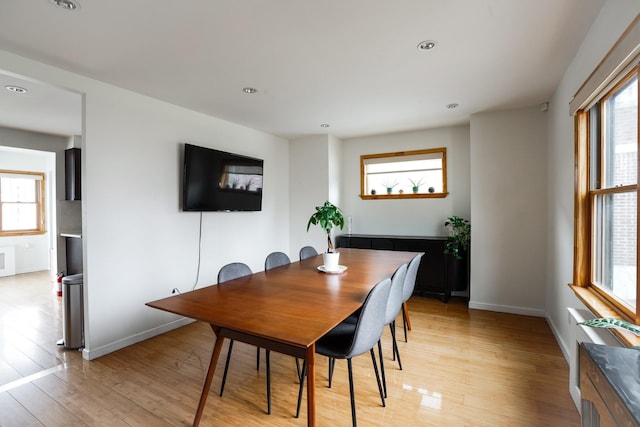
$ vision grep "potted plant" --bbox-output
[307,201,345,270]
[409,178,424,193]
[381,178,398,194]
[444,216,470,259]
[444,216,471,292]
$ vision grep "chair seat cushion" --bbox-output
[316,322,356,359]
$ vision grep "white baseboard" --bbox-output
[82,317,195,360]
[468,300,546,317]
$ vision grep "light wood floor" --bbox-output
[0,271,580,426]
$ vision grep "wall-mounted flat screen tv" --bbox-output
[182,143,264,211]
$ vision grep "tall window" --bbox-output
[575,67,639,324]
[0,170,46,236]
[360,148,447,199]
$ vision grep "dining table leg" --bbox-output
[193,326,225,426]
[306,344,316,426]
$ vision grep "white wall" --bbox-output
[0,49,290,360]
[0,128,69,275]
[470,107,548,316]
[545,1,640,361]
[340,125,471,236]
[289,135,335,256]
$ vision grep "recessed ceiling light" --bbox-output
[446,103,459,109]
[320,123,330,128]
[242,87,258,94]
[417,40,437,51]
[5,85,28,94]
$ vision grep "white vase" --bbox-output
[323,252,340,272]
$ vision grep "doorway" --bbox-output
[0,71,83,386]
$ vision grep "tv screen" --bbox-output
[182,143,264,211]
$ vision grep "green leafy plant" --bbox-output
[444,216,470,260]
[307,201,345,253]
[381,178,399,189]
[409,178,425,187]
[579,318,640,337]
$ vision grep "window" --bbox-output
[0,170,46,236]
[574,67,639,325]
[360,148,447,199]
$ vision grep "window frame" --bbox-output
[573,66,640,327]
[359,147,448,200]
[0,169,46,237]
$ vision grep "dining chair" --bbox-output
[296,277,392,427]
[299,245,318,260]
[379,262,408,397]
[265,251,291,270]
[217,262,272,414]
[343,262,407,398]
[401,253,424,342]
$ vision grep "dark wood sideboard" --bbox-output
[336,234,468,302]
[580,342,640,426]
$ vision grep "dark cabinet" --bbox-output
[65,148,81,200]
[580,343,640,426]
[336,234,461,302]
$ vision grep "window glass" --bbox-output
[0,171,45,235]
[602,76,637,188]
[585,70,638,316]
[592,192,637,311]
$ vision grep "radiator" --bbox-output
[567,307,621,412]
[0,246,16,277]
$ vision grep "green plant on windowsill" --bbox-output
[443,216,470,260]
[381,178,399,194]
[306,201,345,253]
[409,178,425,193]
[579,318,640,347]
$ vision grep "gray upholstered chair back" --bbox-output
[385,263,408,325]
[299,246,318,260]
[218,262,252,283]
[265,251,291,270]
[346,277,392,358]
[402,254,423,302]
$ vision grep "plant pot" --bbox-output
[446,250,469,292]
[412,186,419,193]
[323,252,340,272]
[386,187,393,194]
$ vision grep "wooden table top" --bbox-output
[146,248,418,349]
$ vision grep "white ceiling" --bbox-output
[0,0,604,139]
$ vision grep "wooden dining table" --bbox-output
[146,247,419,426]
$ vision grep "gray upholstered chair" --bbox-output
[401,254,423,342]
[217,262,273,414]
[296,277,392,426]
[378,262,408,397]
[299,246,318,260]
[343,263,407,398]
[264,251,291,270]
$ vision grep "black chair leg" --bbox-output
[370,348,385,407]
[402,308,408,342]
[220,339,234,396]
[295,358,301,381]
[390,323,397,362]
[256,346,260,370]
[391,321,402,370]
[347,358,357,427]
[296,360,307,418]
[266,349,271,415]
[328,357,336,388]
[377,340,387,398]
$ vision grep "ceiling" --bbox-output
[0,0,604,139]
